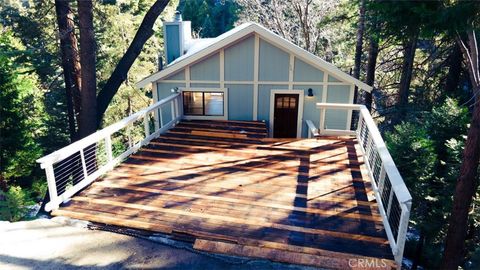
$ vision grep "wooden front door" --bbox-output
[273,94,299,138]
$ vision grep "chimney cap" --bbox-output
[174,11,182,22]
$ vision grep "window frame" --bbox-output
[180,87,228,120]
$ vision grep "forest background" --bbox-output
[0,1,479,269]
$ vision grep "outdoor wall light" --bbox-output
[307,88,314,97]
[171,87,179,93]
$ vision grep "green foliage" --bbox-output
[367,0,443,41]
[432,1,480,38]
[386,122,437,229]
[178,0,239,38]
[0,0,59,83]
[0,30,44,183]
[0,186,35,222]
[1,1,71,155]
[386,122,436,187]
[0,2,476,266]
[30,180,47,200]
[428,98,469,161]
[386,98,471,268]
[96,0,179,128]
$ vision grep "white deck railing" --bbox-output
[36,93,182,212]
[313,103,412,267]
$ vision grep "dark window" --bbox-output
[275,96,296,109]
[183,91,224,116]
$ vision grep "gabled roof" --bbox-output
[136,22,372,92]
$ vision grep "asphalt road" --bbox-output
[0,217,316,270]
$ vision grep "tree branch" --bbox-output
[95,0,170,127]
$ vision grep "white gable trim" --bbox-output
[137,23,372,92]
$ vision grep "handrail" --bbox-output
[305,120,319,138]
[37,93,182,212]
[316,103,411,203]
[316,102,412,268]
[37,94,180,166]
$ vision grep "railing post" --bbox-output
[127,123,133,148]
[159,107,164,127]
[152,83,160,132]
[395,202,411,267]
[105,135,113,163]
[319,108,326,134]
[171,100,176,123]
[44,164,59,211]
[143,114,150,140]
[174,96,179,122]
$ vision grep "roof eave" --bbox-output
[136,23,373,93]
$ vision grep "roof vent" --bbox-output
[174,11,182,22]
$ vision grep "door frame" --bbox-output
[269,89,304,138]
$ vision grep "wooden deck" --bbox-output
[52,120,395,269]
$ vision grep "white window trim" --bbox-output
[179,87,228,120]
[269,89,305,138]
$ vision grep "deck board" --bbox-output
[52,120,394,268]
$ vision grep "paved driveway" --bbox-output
[0,217,315,270]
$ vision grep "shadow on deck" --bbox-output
[52,120,395,269]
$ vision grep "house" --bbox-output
[36,15,411,270]
[136,13,372,138]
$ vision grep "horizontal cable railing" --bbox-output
[37,93,182,212]
[316,103,412,267]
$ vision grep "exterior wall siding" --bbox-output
[258,84,288,125]
[190,53,220,81]
[153,36,357,138]
[258,39,289,81]
[325,85,351,129]
[226,84,253,120]
[225,36,254,81]
[293,58,324,82]
[328,75,342,82]
[157,82,185,123]
[164,70,185,81]
[190,83,221,88]
[294,85,323,137]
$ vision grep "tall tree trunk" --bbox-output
[0,175,7,192]
[54,0,82,141]
[365,36,379,112]
[77,0,97,138]
[411,231,425,270]
[96,0,170,128]
[397,34,418,120]
[441,31,480,270]
[444,43,463,97]
[353,0,365,104]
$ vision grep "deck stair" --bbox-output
[50,120,396,269]
[171,119,268,139]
